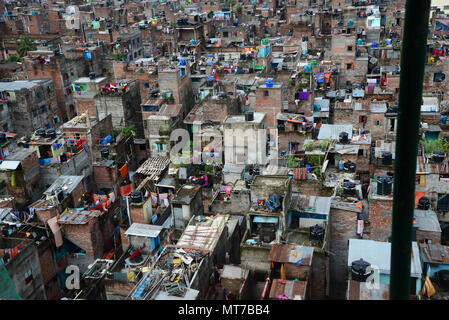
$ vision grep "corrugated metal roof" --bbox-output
[334,144,359,154]
[414,209,441,233]
[269,244,314,265]
[0,79,50,91]
[0,161,20,171]
[289,194,331,216]
[317,124,353,140]
[347,280,389,300]
[269,279,307,300]
[125,223,164,238]
[44,175,84,196]
[58,209,105,224]
[348,239,422,278]
[420,243,449,265]
[370,103,387,113]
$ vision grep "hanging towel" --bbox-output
[108,192,115,204]
[47,216,63,248]
[119,163,128,178]
[120,184,132,197]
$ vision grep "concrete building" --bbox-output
[0,79,60,135]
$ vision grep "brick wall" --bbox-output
[368,198,393,242]
[130,204,146,224]
[329,208,358,299]
[37,240,61,300]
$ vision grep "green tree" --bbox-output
[17,36,37,58]
[5,55,20,63]
[234,4,242,13]
[422,138,449,155]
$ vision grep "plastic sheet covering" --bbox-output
[0,262,22,300]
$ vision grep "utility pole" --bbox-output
[390,0,431,300]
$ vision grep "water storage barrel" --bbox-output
[0,132,6,144]
[339,131,349,143]
[343,180,356,195]
[130,191,143,204]
[46,129,56,140]
[101,148,109,159]
[245,111,254,121]
[343,161,356,173]
[432,151,445,163]
[351,259,371,282]
[377,174,392,196]
[309,224,324,243]
[35,128,46,137]
[382,151,393,165]
[418,197,430,210]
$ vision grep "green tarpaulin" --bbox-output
[0,262,22,300]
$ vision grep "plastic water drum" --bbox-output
[371,41,378,48]
[311,60,317,66]
[441,115,447,124]
[179,58,186,66]
[357,38,363,46]
[306,164,311,173]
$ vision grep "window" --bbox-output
[346,63,353,70]
[264,90,269,97]
[155,143,166,151]
[389,119,396,132]
[375,120,382,126]
[359,115,367,123]
[144,82,150,88]
[24,269,33,285]
[347,46,353,51]
[223,31,228,38]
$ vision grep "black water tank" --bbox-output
[101,148,109,159]
[418,197,431,210]
[35,128,46,137]
[245,111,254,121]
[0,132,6,144]
[60,153,67,162]
[89,72,96,80]
[343,161,356,173]
[351,259,371,282]
[377,174,392,196]
[130,191,143,204]
[382,151,393,165]
[432,150,445,163]
[46,129,56,140]
[343,180,356,195]
[309,224,324,243]
[339,131,349,143]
